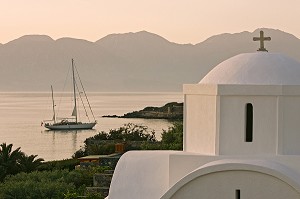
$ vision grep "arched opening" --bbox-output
[245,103,253,142]
[161,161,300,199]
[235,189,240,199]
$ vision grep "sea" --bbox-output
[0,92,183,161]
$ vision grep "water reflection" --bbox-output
[41,129,97,158]
[42,129,97,134]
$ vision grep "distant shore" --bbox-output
[102,102,183,120]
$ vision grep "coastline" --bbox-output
[102,102,183,120]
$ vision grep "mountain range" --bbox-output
[1,28,300,92]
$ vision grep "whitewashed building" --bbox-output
[108,32,300,199]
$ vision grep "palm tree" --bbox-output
[0,143,45,181]
[0,143,22,181]
[19,153,44,173]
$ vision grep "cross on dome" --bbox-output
[253,30,271,52]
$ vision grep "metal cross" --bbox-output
[253,30,271,52]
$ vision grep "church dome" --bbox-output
[200,52,300,85]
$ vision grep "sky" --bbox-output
[1,0,300,44]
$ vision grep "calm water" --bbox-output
[0,92,183,161]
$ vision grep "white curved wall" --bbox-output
[169,170,300,199]
[108,151,177,199]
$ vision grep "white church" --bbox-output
[107,31,300,199]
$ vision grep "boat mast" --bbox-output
[72,59,78,123]
[51,85,56,123]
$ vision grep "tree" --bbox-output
[160,122,183,150]
[19,154,44,173]
[0,143,22,181]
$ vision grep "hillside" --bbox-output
[1,28,300,91]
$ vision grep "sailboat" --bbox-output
[43,59,97,130]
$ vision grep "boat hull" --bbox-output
[45,122,96,130]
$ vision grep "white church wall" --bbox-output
[184,94,217,154]
[273,156,300,173]
[281,96,300,155]
[219,96,277,155]
[169,153,217,187]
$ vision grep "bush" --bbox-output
[72,148,87,159]
[0,170,79,199]
[74,123,158,156]
[73,122,183,158]
[0,166,108,199]
[86,143,116,155]
[87,123,157,142]
[0,179,77,199]
[160,122,183,150]
[140,122,183,150]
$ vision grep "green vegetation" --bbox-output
[87,123,157,142]
[0,143,108,198]
[74,122,183,157]
[141,122,183,150]
[0,168,105,199]
[74,123,157,157]
[160,122,183,150]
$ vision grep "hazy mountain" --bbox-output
[1,28,300,92]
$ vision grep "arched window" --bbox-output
[236,189,240,199]
[245,103,253,142]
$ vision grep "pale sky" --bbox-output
[1,0,299,44]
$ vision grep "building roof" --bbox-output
[78,153,121,160]
[200,52,300,85]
